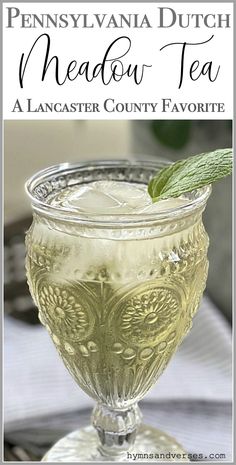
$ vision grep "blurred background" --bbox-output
[4,120,232,461]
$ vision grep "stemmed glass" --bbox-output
[25,160,211,462]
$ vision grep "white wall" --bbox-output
[4,120,131,223]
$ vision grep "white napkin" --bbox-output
[4,295,232,432]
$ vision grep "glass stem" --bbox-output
[92,402,142,458]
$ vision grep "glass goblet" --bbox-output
[25,160,211,462]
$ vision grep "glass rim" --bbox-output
[25,159,212,227]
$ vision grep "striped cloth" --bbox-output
[5,403,232,461]
[4,295,232,459]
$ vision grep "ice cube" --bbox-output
[68,185,122,212]
[66,181,151,214]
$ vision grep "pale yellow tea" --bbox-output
[26,180,208,408]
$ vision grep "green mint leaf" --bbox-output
[148,148,233,202]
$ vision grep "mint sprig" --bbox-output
[148,149,233,202]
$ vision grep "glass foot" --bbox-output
[42,424,190,462]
